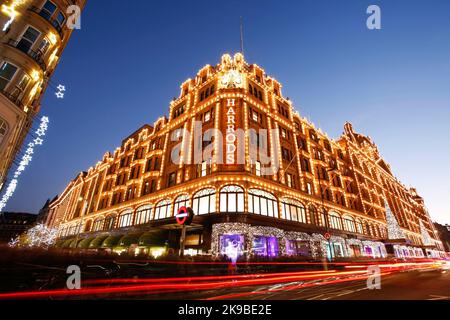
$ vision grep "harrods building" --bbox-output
[46,53,445,259]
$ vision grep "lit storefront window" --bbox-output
[308,205,326,226]
[248,189,278,218]
[328,212,343,230]
[330,242,344,258]
[219,185,244,213]
[135,205,153,225]
[286,240,311,256]
[118,210,133,228]
[342,215,356,233]
[104,215,117,230]
[356,219,364,234]
[93,218,104,232]
[253,236,279,257]
[155,199,172,220]
[174,195,189,215]
[219,234,245,260]
[192,188,215,215]
[281,198,306,223]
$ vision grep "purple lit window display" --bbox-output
[219,234,244,261]
[286,240,296,256]
[253,236,279,257]
[286,240,311,257]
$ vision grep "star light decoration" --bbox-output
[0,116,49,212]
[55,84,66,99]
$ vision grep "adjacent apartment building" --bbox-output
[0,0,87,190]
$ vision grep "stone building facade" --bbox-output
[46,53,444,259]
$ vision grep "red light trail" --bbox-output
[0,260,442,300]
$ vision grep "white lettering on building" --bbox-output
[226,99,237,164]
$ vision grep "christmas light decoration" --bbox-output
[0,116,49,212]
[385,200,405,240]
[9,223,58,249]
[1,0,28,31]
[211,223,387,259]
[55,84,66,99]
[419,220,433,246]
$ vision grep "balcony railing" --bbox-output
[6,39,47,71]
[28,6,64,38]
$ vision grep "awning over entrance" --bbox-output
[101,235,122,248]
[118,233,142,247]
[139,231,167,247]
[89,235,108,249]
[77,237,96,249]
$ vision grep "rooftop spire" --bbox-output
[240,16,245,56]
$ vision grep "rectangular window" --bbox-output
[40,1,57,20]
[255,161,261,177]
[203,110,211,123]
[38,38,50,55]
[201,160,210,177]
[17,75,30,91]
[0,62,18,91]
[306,182,313,195]
[287,174,293,188]
[168,172,176,187]
[142,181,150,196]
[54,12,66,29]
[17,26,41,53]
[282,148,292,161]
[252,110,259,122]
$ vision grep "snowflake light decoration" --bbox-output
[9,224,58,249]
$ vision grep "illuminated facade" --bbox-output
[47,53,444,259]
[0,0,86,189]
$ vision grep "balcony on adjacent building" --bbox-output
[5,39,47,72]
[0,89,24,109]
[28,6,65,39]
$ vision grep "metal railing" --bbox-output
[6,39,47,71]
[28,6,64,38]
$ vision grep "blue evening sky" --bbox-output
[4,0,450,224]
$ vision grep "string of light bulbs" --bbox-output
[0,116,49,212]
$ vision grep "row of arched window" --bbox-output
[59,185,386,238]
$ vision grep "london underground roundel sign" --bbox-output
[176,207,194,226]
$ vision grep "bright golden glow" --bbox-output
[48,32,57,45]
[1,1,29,30]
[48,49,59,65]
[31,70,40,82]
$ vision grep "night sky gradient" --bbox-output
[4,0,450,224]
